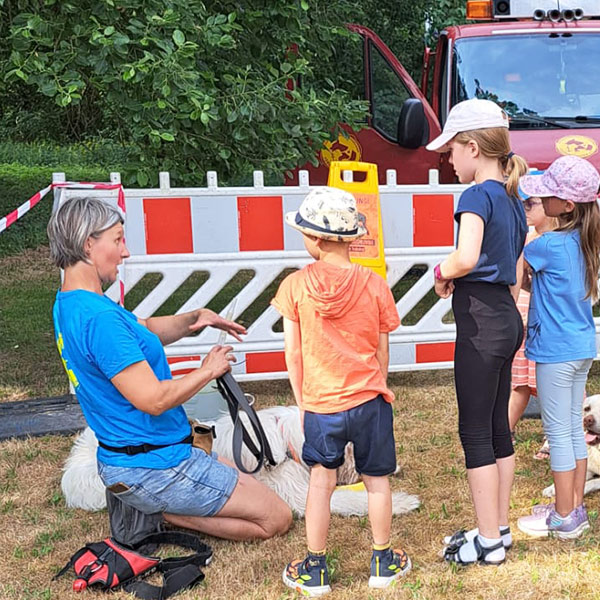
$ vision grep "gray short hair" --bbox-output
[47,197,124,269]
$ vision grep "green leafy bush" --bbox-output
[0,1,369,186]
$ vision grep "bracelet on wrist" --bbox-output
[434,263,444,281]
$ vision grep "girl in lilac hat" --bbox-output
[516,155,600,540]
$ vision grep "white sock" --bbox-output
[477,534,506,563]
[444,526,511,548]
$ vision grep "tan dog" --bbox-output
[543,394,600,497]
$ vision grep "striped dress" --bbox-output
[511,288,537,395]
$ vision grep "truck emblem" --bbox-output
[321,133,362,166]
[555,135,598,159]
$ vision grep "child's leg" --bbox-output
[491,358,517,531]
[508,386,531,432]
[305,465,337,551]
[536,362,578,516]
[361,474,391,545]
[570,359,592,507]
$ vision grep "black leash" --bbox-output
[216,372,277,474]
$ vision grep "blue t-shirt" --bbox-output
[525,230,597,363]
[52,290,191,468]
[455,180,527,285]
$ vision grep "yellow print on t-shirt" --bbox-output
[56,332,79,388]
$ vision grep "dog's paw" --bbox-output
[542,484,555,498]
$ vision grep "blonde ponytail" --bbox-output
[454,128,529,198]
[505,153,528,198]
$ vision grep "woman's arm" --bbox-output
[111,344,234,416]
[439,212,485,280]
[375,332,390,380]
[138,309,246,346]
[283,317,303,408]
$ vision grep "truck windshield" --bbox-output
[453,34,600,128]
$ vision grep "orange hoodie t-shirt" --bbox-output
[271,261,400,414]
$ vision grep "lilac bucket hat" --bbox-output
[519,156,600,203]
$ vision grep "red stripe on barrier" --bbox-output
[170,368,196,377]
[143,197,193,254]
[5,209,18,228]
[237,196,284,251]
[29,192,42,208]
[412,194,455,247]
[246,351,287,373]
[167,356,202,364]
[415,342,455,363]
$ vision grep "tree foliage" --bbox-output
[0,0,465,184]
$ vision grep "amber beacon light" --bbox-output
[466,1,493,19]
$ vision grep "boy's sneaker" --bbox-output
[548,505,590,540]
[368,547,411,588]
[283,555,330,597]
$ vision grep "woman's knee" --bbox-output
[265,501,293,538]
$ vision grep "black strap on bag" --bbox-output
[216,372,276,474]
[53,530,212,599]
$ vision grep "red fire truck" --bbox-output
[293,0,600,184]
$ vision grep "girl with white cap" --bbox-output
[428,98,528,565]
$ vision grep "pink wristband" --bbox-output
[434,263,443,281]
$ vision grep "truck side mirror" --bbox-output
[397,98,429,149]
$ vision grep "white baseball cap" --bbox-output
[426,98,509,152]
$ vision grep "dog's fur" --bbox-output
[542,394,600,498]
[62,405,420,517]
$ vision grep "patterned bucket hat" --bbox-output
[519,156,600,203]
[285,187,367,241]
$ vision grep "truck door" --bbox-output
[293,25,441,185]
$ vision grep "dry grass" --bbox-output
[2,372,600,600]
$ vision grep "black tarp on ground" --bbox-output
[0,395,86,441]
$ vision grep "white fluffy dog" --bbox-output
[61,405,420,517]
[542,394,600,498]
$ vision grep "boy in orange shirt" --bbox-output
[272,187,411,596]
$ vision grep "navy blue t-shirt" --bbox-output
[454,180,527,285]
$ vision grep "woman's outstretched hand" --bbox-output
[189,309,247,342]
[202,344,236,379]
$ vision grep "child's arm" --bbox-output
[521,259,532,292]
[283,317,303,408]
[376,332,390,380]
[439,213,484,279]
[510,252,524,302]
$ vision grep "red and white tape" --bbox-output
[0,181,127,303]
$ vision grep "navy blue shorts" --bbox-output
[302,395,396,476]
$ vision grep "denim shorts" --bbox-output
[302,395,396,476]
[98,447,239,517]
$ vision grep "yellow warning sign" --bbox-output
[327,161,386,279]
[555,135,598,159]
[321,133,362,167]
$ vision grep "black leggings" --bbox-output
[452,280,523,469]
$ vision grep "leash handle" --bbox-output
[216,372,276,474]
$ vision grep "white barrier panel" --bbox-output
[54,169,598,381]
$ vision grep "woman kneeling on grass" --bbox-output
[47,196,292,541]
